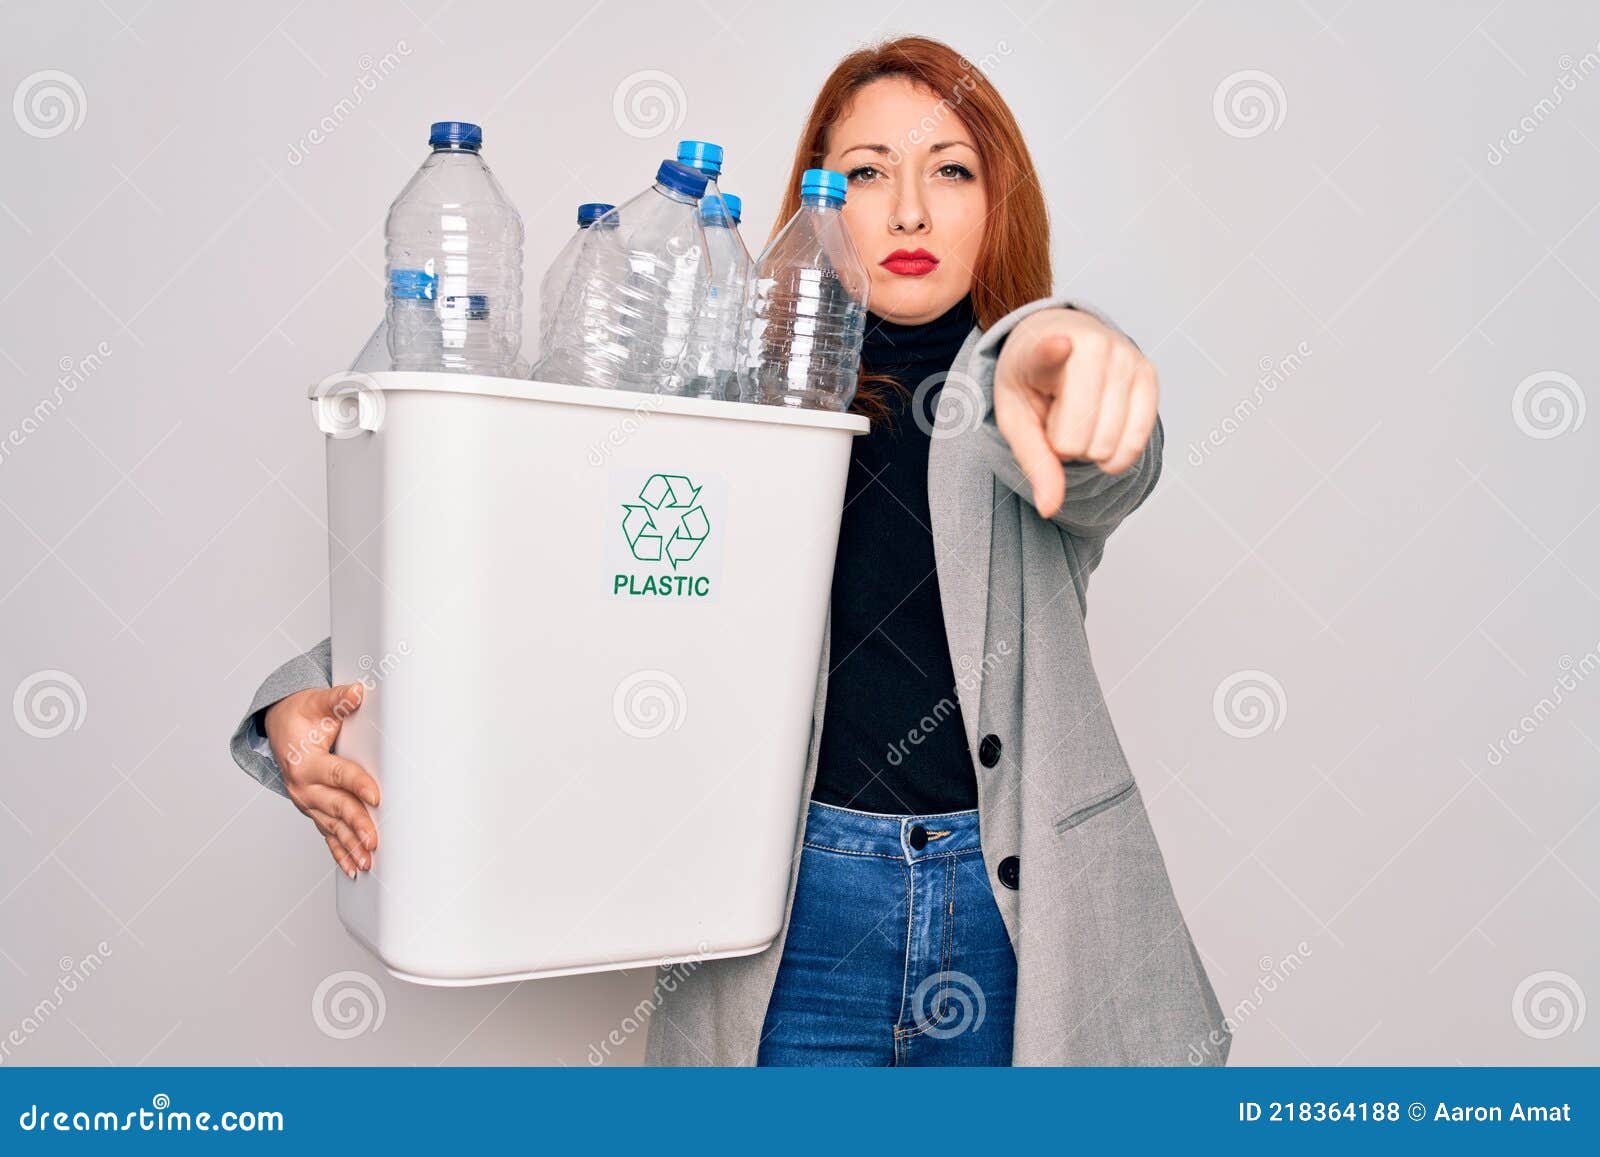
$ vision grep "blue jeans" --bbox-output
[757,800,1017,1066]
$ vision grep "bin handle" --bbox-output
[311,372,385,437]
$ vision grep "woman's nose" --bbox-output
[890,187,930,234]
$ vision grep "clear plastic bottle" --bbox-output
[535,160,710,393]
[385,120,524,377]
[676,141,752,400]
[703,192,751,400]
[740,168,870,411]
[537,202,615,360]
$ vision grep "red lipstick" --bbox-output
[880,248,940,276]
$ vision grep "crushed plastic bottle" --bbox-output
[534,160,710,393]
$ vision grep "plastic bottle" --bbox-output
[703,192,751,400]
[740,168,870,410]
[676,141,752,400]
[535,160,710,393]
[537,202,616,360]
[385,120,524,377]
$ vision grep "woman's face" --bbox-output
[821,76,989,325]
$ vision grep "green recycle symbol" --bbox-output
[621,474,710,569]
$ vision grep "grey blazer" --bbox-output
[229,294,1231,1067]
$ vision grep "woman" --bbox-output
[229,36,1229,1067]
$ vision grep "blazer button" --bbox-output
[997,855,1020,889]
[978,733,1003,768]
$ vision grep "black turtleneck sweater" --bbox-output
[812,294,981,815]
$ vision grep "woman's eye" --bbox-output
[846,165,881,183]
[937,163,975,181]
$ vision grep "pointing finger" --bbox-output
[1045,332,1106,460]
[995,379,1066,519]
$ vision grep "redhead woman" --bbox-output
[228,35,1229,1067]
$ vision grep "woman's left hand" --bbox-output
[992,307,1159,519]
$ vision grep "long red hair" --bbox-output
[772,36,1054,421]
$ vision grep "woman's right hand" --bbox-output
[262,682,381,879]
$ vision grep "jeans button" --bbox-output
[908,823,928,851]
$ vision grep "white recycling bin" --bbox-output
[309,371,867,985]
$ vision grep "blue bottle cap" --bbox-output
[389,268,436,300]
[577,202,615,226]
[429,121,483,149]
[800,168,847,205]
[655,159,709,198]
[701,193,743,225]
[676,140,724,177]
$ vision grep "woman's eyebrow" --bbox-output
[838,140,977,156]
